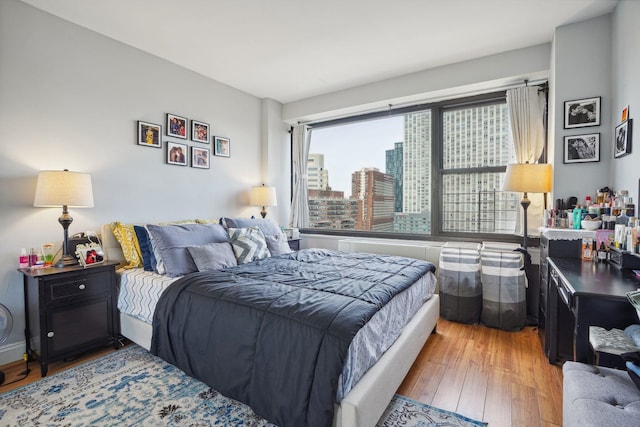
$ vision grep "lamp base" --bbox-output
[56,254,78,268]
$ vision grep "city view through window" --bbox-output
[306,99,520,236]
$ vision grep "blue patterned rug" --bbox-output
[0,345,486,426]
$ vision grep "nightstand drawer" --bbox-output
[48,271,110,301]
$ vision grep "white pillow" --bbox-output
[227,227,271,264]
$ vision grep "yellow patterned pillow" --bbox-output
[110,222,142,269]
[195,218,219,224]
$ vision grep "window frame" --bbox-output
[299,89,543,245]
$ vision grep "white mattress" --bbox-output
[117,267,436,400]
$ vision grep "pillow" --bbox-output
[187,242,238,271]
[195,218,220,224]
[221,217,290,254]
[227,227,271,264]
[134,225,156,272]
[265,234,293,255]
[622,352,640,391]
[110,222,143,269]
[147,223,230,277]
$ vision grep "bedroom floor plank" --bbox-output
[402,318,562,426]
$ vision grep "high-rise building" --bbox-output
[308,189,358,229]
[385,142,403,213]
[402,112,432,216]
[307,153,330,190]
[351,168,395,232]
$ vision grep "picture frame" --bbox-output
[563,133,600,164]
[137,121,162,148]
[75,242,105,267]
[564,96,601,129]
[614,119,633,158]
[167,113,188,139]
[191,120,210,143]
[214,136,231,157]
[191,146,210,169]
[167,141,188,166]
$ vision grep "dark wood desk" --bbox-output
[547,257,640,364]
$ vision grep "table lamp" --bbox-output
[503,162,552,249]
[250,185,277,218]
[34,169,94,267]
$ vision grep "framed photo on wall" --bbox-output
[564,97,601,129]
[214,136,231,157]
[564,133,600,163]
[191,146,210,169]
[614,119,633,158]
[137,121,162,148]
[167,113,188,139]
[191,120,210,143]
[167,141,188,166]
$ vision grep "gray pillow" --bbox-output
[187,242,237,271]
[147,223,230,277]
[221,217,290,254]
[265,234,293,255]
[228,226,271,264]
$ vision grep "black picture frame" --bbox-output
[167,141,188,166]
[564,96,601,129]
[191,146,210,169]
[564,133,600,163]
[614,119,633,158]
[167,113,188,139]
[191,120,210,143]
[137,121,162,148]
[214,136,231,157]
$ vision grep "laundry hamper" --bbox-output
[480,242,527,331]
[438,242,482,324]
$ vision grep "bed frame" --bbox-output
[102,224,439,427]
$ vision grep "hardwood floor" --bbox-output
[398,318,563,427]
[0,318,563,426]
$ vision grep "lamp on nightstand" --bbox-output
[250,184,277,218]
[502,162,552,249]
[34,169,94,267]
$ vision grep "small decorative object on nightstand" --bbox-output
[19,261,121,376]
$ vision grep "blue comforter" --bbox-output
[151,249,435,427]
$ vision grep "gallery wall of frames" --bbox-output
[136,113,231,170]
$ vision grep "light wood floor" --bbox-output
[398,318,563,426]
[1,318,563,426]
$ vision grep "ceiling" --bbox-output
[20,0,618,104]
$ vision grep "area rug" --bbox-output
[0,345,486,426]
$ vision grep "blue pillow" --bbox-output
[134,225,156,272]
[147,223,230,277]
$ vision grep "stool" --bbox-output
[589,326,640,368]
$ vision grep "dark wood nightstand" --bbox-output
[19,261,121,376]
[287,238,300,251]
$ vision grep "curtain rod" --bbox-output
[296,78,548,127]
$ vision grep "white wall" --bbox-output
[611,1,640,198]
[550,15,612,203]
[0,0,287,363]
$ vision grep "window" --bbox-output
[305,92,521,239]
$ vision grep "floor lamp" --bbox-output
[503,163,552,249]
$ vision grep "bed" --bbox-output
[101,221,439,427]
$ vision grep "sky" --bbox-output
[309,116,404,197]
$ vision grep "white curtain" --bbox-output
[506,86,547,237]
[289,124,311,228]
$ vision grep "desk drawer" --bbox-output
[47,271,110,301]
[550,268,573,308]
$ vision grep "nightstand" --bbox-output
[287,238,301,251]
[19,260,121,376]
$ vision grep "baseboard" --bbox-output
[0,341,26,366]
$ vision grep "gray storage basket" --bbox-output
[438,242,482,324]
[480,242,527,331]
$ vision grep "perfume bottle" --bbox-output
[19,248,29,268]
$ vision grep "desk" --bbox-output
[547,257,640,364]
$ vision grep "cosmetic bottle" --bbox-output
[19,248,29,268]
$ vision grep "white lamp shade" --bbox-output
[250,185,277,207]
[502,163,552,193]
[34,170,94,207]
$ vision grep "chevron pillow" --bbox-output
[228,226,271,264]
